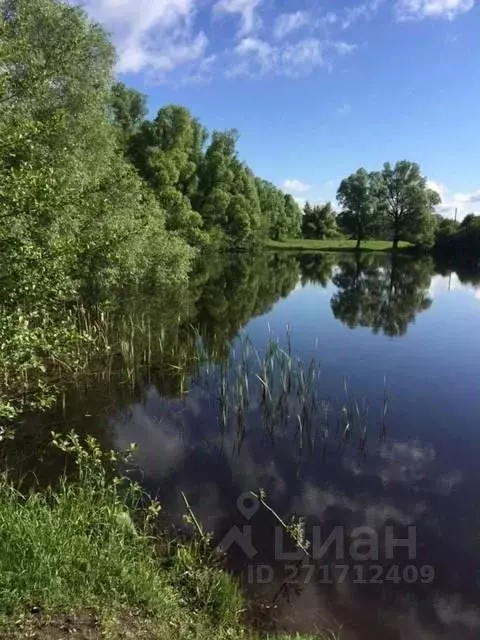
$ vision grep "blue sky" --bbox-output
[74,0,479,218]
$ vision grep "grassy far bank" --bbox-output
[0,431,336,640]
[267,239,412,252]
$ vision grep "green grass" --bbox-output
[0,432,243,640]
[0,431,338,640]
[266,238,412,252]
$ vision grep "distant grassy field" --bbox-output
[267,239,411,252]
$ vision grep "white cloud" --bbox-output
[454,189,480,204]
[229,37,273,75]
[73,0,361,82]
[71,0,209,78]
[427,180,480,219]
[214,0,262,36]
[283,179,311,194]
[229,37,326,77]
[282,39,324,70]
[332,41,358,55]
[294,197,307,209]
[273,11,310,40]
[341,0,385,28]
[229,37,358,78]
[427,179,448,200]
[396,0,475,21]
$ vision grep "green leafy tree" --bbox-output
[255,178,286,240]
[336,169,381,249]
[379,161,440,249]
[434,214,460,243]
[195,130,238,231]
[0,0,194,418]
[435,213,480,258]
[110,82,148,148]
[0,0,115,235]
[128,105,209,245]
[0,0,193,292]
[460,213,478,228]
[195,130,263,246]
[283,195,302,239]
[302,202,337,239]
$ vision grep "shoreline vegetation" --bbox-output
[0,430,336,640]
[266,239,412,252]
[1,0,478,638]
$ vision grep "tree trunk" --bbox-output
[392,217,399,251]
[356,235,361,251]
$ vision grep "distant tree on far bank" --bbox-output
[302,202,338,239]
[336,169,382,249]
[435,213,480,257]
[379,161,440,249]
[334,161,441,250]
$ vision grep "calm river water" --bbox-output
[12,251,480,640]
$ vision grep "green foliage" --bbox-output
[434,213,480,257]
[0,431,244,638]
[334,161,440,251]
[267,239,411,251]
[194,130,262,247]
[302,202,338,239]
[379,161,440,248]
[127,105,209,246]
[255,179,286,239]
[255,180,302,241]
[0,0,193,289]
[127,114,299,248]
[283,194,303,239]
[0,0,194,423]
[336,169,382,248]
[434,214,460,241]
[110,82,148,147]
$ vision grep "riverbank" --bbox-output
[0,431,331,640]
[267,239,412,252]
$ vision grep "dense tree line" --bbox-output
[0,0,301,417]
[434,213,480,258]
[119,97,303,248]
[0,0,302,309]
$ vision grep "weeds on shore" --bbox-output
[0,431,244,639]
[0,430,340,639]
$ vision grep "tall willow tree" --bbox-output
[194,130,238,230]
[336,169,381,249]
[380,161,440,249]
[195,130,262,247]
[302,202,337,239]
[110,82,148,147]
[129,105,208,246]
[0,0,114,234]
[0,0,192,297]
[283,195,302,239]
[0,0,193,420]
